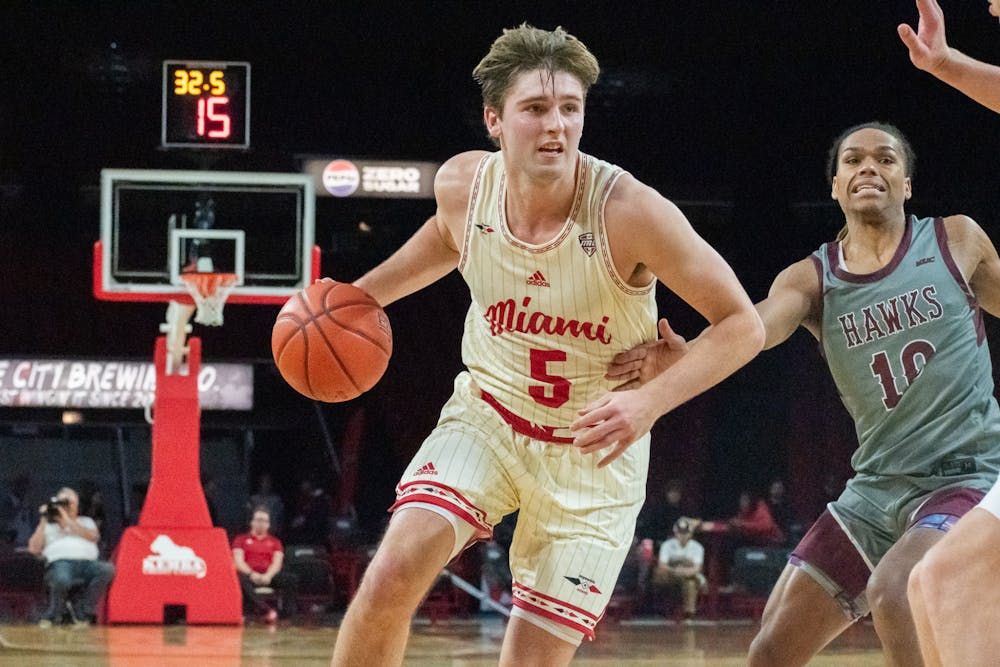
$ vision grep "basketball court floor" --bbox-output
[0,615,884,666]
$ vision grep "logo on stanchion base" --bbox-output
[142,535,208,579]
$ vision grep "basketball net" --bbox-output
[180,273,239,327]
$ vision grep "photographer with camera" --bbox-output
[27,487,115,626]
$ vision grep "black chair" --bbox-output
[731,546,791,596]
[283,544,335,618]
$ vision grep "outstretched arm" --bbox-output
[353,215,458,307]
[898,0,1000,114]
[573,180,765,466]
[606,257,821,390]
[352,151,485,307]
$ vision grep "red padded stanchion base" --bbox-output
[106,526,242,624]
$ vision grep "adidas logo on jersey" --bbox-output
[413,462,438,476]
[526,270,550,287]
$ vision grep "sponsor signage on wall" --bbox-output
[301,157,438,199]
[0,359,253,410]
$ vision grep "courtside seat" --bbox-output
[283,544,334,618]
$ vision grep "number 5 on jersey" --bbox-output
[529,349,570,408]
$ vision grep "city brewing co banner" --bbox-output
[0,359,254,410]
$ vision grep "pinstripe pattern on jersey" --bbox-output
[393,371,648,636]
[457,151,657,429]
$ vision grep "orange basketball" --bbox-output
[271,281,392,402]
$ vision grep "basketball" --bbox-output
[271,280,392,402]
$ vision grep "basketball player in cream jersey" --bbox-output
[610,122,1000,667]
[899,1,1000,664]
[330,24,764,667]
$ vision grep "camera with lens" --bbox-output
[43,497,70,521]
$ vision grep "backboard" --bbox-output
[95,169,319,305]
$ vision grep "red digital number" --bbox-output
[196,96,231,138]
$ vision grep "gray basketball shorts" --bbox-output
[791,472,988,619]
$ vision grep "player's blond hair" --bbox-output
[472,24,599,116]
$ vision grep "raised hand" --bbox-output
[606,317,688,391]
[897,0,950,73]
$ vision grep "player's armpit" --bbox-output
[757,258,821,349]
[966,220,1000,318]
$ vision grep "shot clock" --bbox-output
[162,60,250,149]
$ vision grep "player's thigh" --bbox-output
[868,523,943,607]
[500,614,578,667]
[360,508,456,602]
[919,508,1000,594]
[752,564,855,662]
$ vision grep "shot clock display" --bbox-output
[162,60,250,149]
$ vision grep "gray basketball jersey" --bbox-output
[815,215,1000,476]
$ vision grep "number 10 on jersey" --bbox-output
[161,60,250,149]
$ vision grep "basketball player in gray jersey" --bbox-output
[610,121,1000,666]
[899,1,1000,664]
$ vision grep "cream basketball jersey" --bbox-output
[457,151,657,432]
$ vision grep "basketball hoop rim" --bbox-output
[91,240,321,305]
[179,272,240,299]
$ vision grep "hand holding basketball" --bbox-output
[271,280,392,402]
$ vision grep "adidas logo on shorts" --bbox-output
[414,462,438,476]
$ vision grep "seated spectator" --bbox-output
[232,506,299,623]
[728,489,784,547]
[247,472,286,537]
[653,518,706,620]
[28,487,115,626]
[633,479,698,613]
[286,477,333,545]
[636,479,691,546]
[766,478,803,545]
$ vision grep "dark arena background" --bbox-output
[1,1,998,664]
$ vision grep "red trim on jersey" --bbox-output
[481,390,574,444]
[512,581,600,640]
[391,481,492,539]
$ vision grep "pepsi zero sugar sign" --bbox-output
[301,157,438,199]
